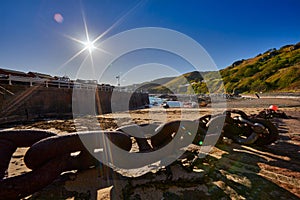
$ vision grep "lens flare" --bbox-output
[54,13,64,23]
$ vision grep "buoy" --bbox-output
[269,105,278,111]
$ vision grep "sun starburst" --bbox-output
[56,1,145,74]
[57,9,103,71]
[84,40,95,53]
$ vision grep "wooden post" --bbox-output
[8,75,12,85]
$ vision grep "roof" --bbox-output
[28,72,54,79]
[0,68,30,77]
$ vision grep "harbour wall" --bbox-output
[0,84,149,125]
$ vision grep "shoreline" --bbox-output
[242,94,300,99]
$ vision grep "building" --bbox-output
[27,72,55,80]
[0,68,33,78]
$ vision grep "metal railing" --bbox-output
[0,75,114,91]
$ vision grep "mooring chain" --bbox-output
[0,109,280,199]
[0,129,134,199]
[0,120,207,200]
[218,109,279,145]
[0,130,57,180]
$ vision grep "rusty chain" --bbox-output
[0,120,208,199]
[0,130,116,199]
[0,109,279,199]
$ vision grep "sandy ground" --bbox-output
[2,97,300,199]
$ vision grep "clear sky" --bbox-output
[1,0,300,85]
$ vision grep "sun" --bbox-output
[84,40,95,53]
[56,1,144,72]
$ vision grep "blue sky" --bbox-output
[1,0,300,85]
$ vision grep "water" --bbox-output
[149,96,164,106]
[149,96,196,108]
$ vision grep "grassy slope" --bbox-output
[133,42,300,94]
[220,43,300,93]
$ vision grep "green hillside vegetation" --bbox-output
[155,71,203,93]
[131,42,300,94]
[220,42,300,93]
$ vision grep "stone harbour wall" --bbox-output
[0,84,149,125]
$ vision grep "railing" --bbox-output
[0,75,114,92]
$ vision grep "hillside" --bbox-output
[138,42,300,94]
[123,77,175,93]
[220,42,300,93]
